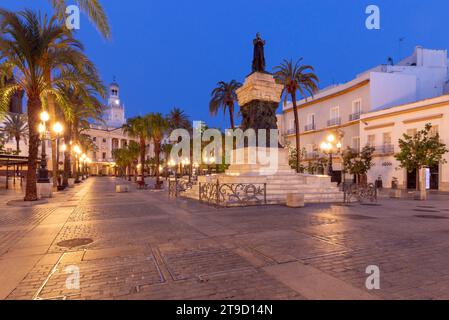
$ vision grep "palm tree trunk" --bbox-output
[228,103,235,130]
[62,122,72,186]
[140,137,146,184]
[16,137,20,154]
[291,92,301,173]
[24,95,41,201]
[155,141,161,189]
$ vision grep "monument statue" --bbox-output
[252,32,266,73]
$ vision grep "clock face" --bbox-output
[115,99,120,105]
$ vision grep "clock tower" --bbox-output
[105,79,125,128]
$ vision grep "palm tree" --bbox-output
[0,10,87,201]
[123,116,152,184]
[146,113,168,189]
[55,69,105,187]
[209,80,242,130]
[49,0,110,39]
[274,59,319,172]
[1,113,28,154]
[167,107,191,131]
[112,141,139,180]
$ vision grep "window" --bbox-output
[351,99,362,121]
[93,137,96,142]
[352,136,360,151]
[352,99,362,114]
[406,128,417,137]
[307,113,315,126]
[330,107,340,120]
[430,125,439,137]
[102,152,106,160]
[383,132,392,145]
[102,138,107,143]
[367,134,376,147]
[305,113,316,131]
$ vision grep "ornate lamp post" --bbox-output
[37,111,50,183]
[320,134,342,182]
[192,162,199,180]
[53,122,64,189]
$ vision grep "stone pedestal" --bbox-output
[37,182,53,199]
[182,70,344,205]
[286,193,305,208]
[68,178,75,188]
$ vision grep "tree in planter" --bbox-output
[342,146,375,184]
[395,123,448,191]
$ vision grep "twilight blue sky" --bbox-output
[4,0,449,129]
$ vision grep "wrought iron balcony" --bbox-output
[304,123,316,132]
[327,117,341,127]
[305,152,320,160]
[374,144,395,155]
[349,112,361,121]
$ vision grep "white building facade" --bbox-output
[361,95,449,191]
[278,46,449,184]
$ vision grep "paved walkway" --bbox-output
[1,177,449,300]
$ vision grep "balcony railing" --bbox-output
[304,123,316,132]
[286,128,296,135]
[349,112,361,121]
[327,117,341,127]
[374,144,395,155]
[304,152,319,160]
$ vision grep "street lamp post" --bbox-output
[320,134,342,182]
[53,122,64,189]
[37,111,50,183]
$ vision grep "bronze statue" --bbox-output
[252,32,266,73]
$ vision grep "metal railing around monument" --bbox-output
[199,180,267,207]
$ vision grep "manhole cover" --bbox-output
[57,238,93,248]
[413,209,440,213]
[361,203,381,206]
[414,215,449,220]
[417,206,436,209]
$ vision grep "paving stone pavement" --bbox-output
[1,177,449,300]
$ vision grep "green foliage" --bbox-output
[209,80,242,129]
[0,113,28,152]
[395,123,448,172]
[306,157,328,175]
[49,0,111,39]
[286,143,306,173]
[342,145,375,178]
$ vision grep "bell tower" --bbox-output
[105,78,125,128]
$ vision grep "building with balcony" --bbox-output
[360,95,449,191]
[277,46,449,180]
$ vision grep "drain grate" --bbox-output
[57,238,93,248]
[414,215,449,220]
[340,214,377,220]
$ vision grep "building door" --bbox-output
[429,165,439,190]
[407,170,417,190]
